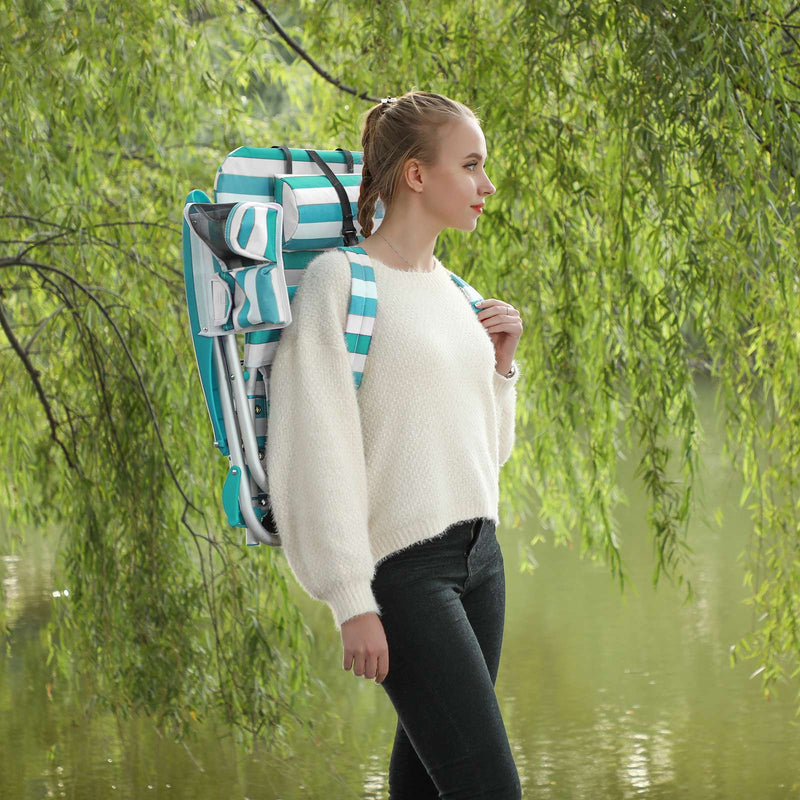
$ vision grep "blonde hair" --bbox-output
[357,91,477,237]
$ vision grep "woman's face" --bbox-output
[417,117,496,233]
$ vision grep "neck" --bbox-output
[363,200,441,272]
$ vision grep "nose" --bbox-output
[481,172,496,196]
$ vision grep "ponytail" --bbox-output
[358,103,385,238]
[358,166,380,238]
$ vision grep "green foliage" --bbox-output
[290,0,800,701]
[0,0,314,743]
[1,0,799,736]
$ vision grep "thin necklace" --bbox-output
[375,229,432,272]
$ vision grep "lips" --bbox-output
[471,204,484,214]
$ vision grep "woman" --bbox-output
[267,91,523,799]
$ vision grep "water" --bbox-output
[3,388,800,798]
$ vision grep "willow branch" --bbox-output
[0,257,198,511]
[1,216,178,238]
[24,305,66,355]
[247,1,382,102]
[0,214,71,229]
[0,294,77,470]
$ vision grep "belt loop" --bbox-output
[465,518,483,558]
[472,518,483,540]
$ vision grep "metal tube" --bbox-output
[222,334,268,490]
[212,337,279,546]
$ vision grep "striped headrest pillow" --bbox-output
[275,173,384,251]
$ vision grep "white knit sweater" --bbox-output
[266,248,520,628]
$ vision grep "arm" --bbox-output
[476,298,523,467]
[266,250,379,627]
[494,361,520,467]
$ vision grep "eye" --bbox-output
[464,162,478,171]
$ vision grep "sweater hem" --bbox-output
[371,505,501,568]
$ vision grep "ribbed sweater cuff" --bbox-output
[326,580,381,629]
[494,359,521,388]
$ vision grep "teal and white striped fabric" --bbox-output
[447,272,485,312]
[243,328,282,371]
[339,247,378,388]
[213,148,370,339]
[225,202,281,262]
[215,147,363,204]
[276,174,384,251]
[242,248,378,389]
[220,264,291,331]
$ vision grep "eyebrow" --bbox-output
[463,152,487,161]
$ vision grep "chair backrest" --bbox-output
[182,145,484,546]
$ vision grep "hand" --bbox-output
[341,612,389,683]
[476,299,523,375]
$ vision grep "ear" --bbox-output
[402,158,425,194]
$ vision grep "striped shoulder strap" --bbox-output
[338,247,377,388]
[447,271,485,312]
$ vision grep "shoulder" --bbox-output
[293,248,353,305]
[287,248,354,337]
[301,248,353,293]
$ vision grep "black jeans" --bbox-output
[371,518,521,800]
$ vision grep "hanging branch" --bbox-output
[0,257,198,512]
[247,1,382,102]
[0,293,77,470]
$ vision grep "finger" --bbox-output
[353,653,366,677]
[479,309,508,325]
[483,317,518,332]
[376,653,389,684]
[342,650,354,672]
[478,299,516,314]
[364,652,378,681]
[486,305,516,320]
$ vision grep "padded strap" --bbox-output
[306,149,358,246]
[338,247,377,388]
[272,145,293,174]
[447,271,485,312]
[336,147,355,174]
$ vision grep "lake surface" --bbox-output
[3,384,800,799]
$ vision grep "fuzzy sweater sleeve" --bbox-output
[494,360,521,467]
[266,250,379,628]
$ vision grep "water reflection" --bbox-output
[1,554,21,613]
[362,752,387,798]
[3,384,800,798]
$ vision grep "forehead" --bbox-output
[437,117,487,160]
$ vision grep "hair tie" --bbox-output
[380,97,397,105]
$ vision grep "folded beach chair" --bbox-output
[182,146,485,546]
